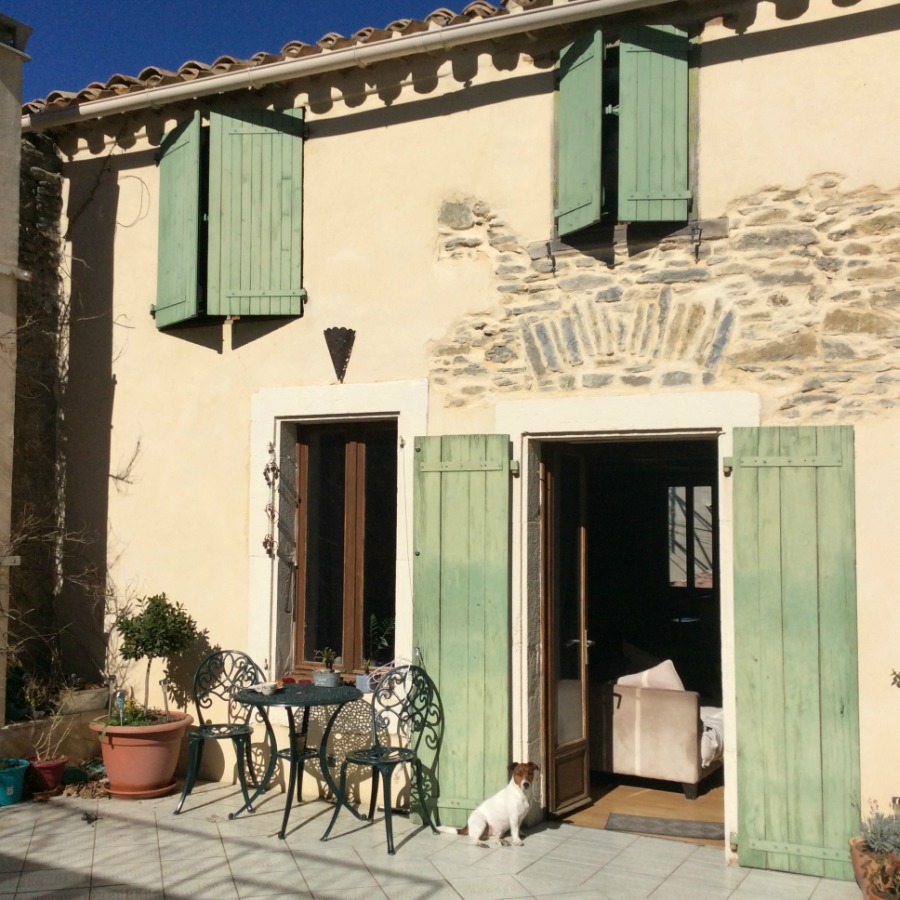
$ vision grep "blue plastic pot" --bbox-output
[0,758,29,805]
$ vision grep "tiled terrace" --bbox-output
[0,781,861,899]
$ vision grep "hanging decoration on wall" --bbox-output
[262,442,279,559]
[324,327,356,383]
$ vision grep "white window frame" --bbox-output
[247,380,428,676]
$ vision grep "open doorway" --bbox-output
[542,437,724,828]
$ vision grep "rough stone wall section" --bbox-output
[12,134,64,649]
[432,175,900,423]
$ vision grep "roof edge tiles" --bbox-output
[21,0,673,130]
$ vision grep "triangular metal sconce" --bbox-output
[324,327,356,383]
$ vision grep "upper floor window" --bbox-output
[556,24,691,237]
[153,108,306,329]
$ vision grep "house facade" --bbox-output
[20,0,900,877]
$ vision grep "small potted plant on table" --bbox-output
[89,593,203,799]
[313,647,341,687]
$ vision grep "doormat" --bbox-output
[605,813,725,841]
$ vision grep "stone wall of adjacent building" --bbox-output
[9,134,65,684]
[432,174,900,423]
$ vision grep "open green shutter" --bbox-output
[618,25,691,222]
[155,113,201,329]
[413,435,511,828]
[208,108,305,317]
[733,426,859,881]
[556,30,604,237]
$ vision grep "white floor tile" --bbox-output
[14,863,92,893]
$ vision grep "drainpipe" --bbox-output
[22,0,676,133]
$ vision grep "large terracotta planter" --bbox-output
[90,712,192,799]
[850,837,900,900]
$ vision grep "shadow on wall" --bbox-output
[58,152,119,677]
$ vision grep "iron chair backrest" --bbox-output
[191,650,266,726]
[368,664,439,757]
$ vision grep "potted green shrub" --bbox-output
[89,594,203,799]
[850,802,900,898]
[355,615,395,691]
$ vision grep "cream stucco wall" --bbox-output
[53,0,900,844]
[851,419,900,808]
[65,48,555,677]
[698,0,900,215]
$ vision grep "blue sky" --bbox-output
[7,1,462,103]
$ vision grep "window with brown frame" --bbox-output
[293,421,397,674]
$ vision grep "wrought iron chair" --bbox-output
[174,649,275,814]
[322,664,440,854]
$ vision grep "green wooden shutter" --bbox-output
[556,30,604,237]
[155,113,201,329]
[208,108,306,317]
[413,435,511,828]
[618,25,691,222]
[733,426,859,881]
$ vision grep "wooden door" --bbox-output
[543,449,591,814]
[732,426,859,880]
[412,435,511,828]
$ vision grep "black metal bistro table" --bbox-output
[230,682,362,839]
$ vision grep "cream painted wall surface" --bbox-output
[852,419,900,810]
[70,49,555,674]
[697,0,900,216]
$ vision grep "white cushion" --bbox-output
[616,659,684,691]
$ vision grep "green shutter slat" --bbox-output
[208,108,305,318]
[815,427,861,882]
[733,426,859,882]
[413,434,511,828]
[556,31,603,237]
[618,25,691,222]
[155,113,201,329]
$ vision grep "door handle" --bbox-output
[564,637,596,647]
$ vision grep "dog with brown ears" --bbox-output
[437,762,539,847]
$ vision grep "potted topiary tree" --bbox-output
[89,594,203,799]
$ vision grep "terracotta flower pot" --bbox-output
[849,837,900,900]
[89,712,193,800]
[27,756,68,794]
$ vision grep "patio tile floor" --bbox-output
[0,781,863,899]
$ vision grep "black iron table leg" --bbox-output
[229,711,277,820]
[230,683,363,835]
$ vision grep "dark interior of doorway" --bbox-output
[575,437,722,704]
[550,436,724,826]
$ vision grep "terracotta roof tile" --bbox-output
[22,0,553,115]
[21,1,523,117]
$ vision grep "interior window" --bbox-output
[668,484,714,589]
[295,421,397,673]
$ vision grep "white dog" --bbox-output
[437,762,539,847]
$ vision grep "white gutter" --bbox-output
[22,0,674,133]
